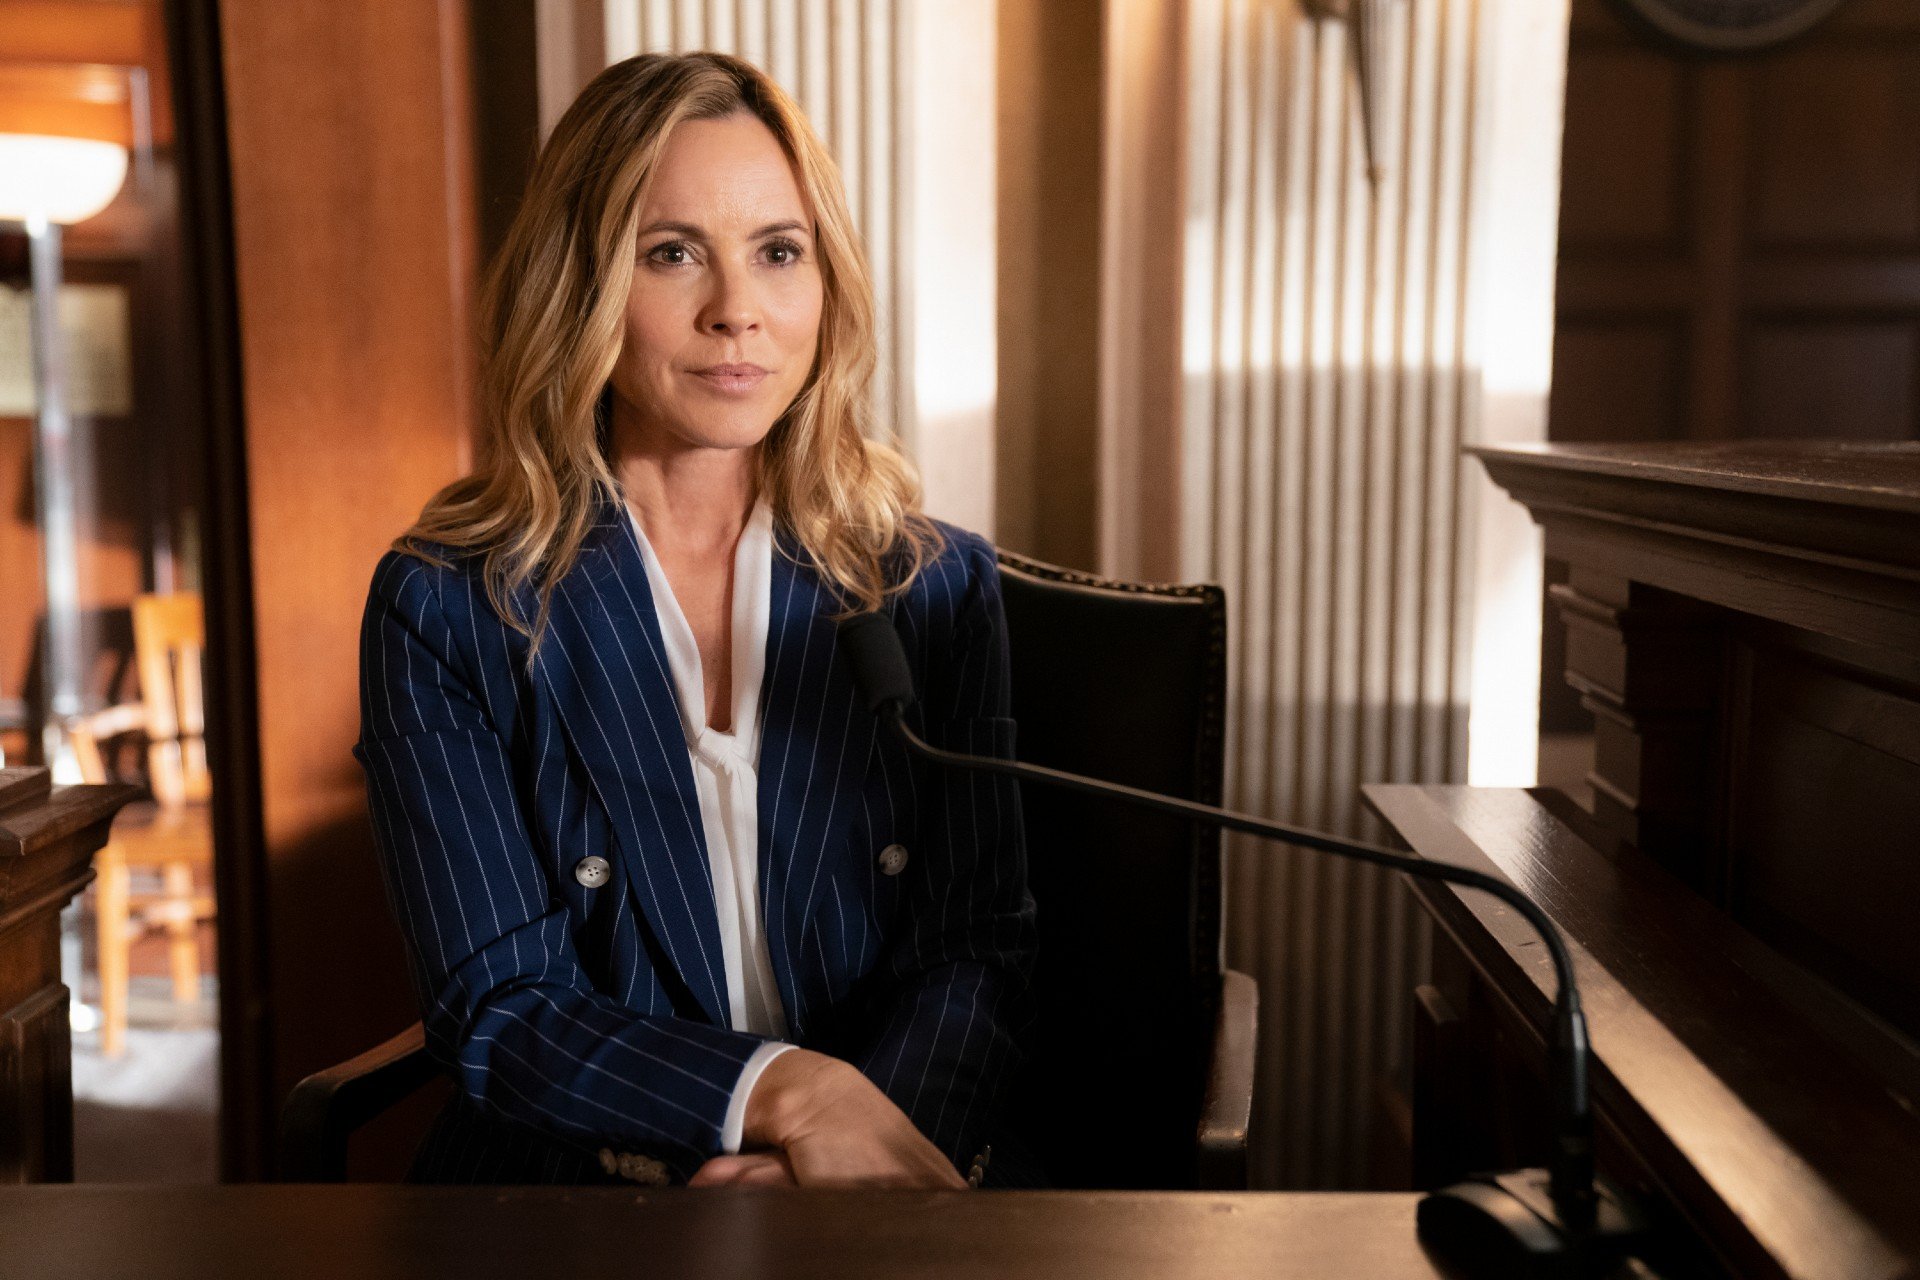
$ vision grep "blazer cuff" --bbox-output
[721,1040,798,1154]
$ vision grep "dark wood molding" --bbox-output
[162,0,275,1184]
[0,767,137,1183]
[1480,442,1920,1029]
[0,1184,1447,1279]
[1548,569,1729,890]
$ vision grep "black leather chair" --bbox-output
[280,551,1255,1188]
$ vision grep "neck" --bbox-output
[607,406,758,558]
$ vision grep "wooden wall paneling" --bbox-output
[1557,45,1683,251]
[1556,0,1920,450]
[996,0,1102,569]
[1728,634,1920,1037]
[209,0,480,1177]
[1097,0,1188,584]
[1545,0,1920,739]
[0,2,146,64]
[467,2,541,271]
[1686,61,1745,445]
[1748,44,1920,249]
[0,413,38,759]
[1743,322,1916,440]
[1549,322,1688,443]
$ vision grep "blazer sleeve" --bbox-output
[848,532,1040,1171]
[352,549,770,1182]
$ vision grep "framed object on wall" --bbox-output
[0,280,134,418]
[1608,0,1849,52]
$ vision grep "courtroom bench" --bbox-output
[1367,783,1920,1280]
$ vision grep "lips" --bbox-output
[690,363,770,393]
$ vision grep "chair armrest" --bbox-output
[1195,968,1258,1190]
[277,1020,440,1181]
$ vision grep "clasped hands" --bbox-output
[686,1047,969,1190]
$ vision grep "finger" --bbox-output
[733,1158,799,1187]
[688,1155,759,1186]
[704,1152,797,1187]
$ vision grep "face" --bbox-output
[607,109,825,455]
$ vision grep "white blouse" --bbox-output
[627,498,795,1155]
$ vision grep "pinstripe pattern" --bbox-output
[353,481,1037,1184]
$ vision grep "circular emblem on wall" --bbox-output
[1609,0,1850,52]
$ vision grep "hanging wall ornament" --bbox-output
[1301,0,1406,186]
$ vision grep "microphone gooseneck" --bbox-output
[837,610,1642,1273]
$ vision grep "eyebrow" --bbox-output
[638,219,812,239]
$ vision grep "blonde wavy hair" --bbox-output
[396,50,944,654]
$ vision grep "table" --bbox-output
[0,1186,1445,1279]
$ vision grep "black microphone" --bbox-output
[838,610,1645,1277]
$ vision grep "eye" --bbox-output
[765,236,807,266]
[647,240,693,267]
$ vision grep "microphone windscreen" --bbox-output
[836,612,917,714]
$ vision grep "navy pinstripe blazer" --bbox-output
[352,483,1038,1185]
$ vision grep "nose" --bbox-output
[698,260,762,336]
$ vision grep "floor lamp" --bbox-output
[0,132,129,777]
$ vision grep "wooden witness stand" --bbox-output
[0,765,137,1182]
[1371,442,1920,1280]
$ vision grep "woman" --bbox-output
[353,51,1038,1190]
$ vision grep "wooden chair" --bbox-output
[281,553,1255,1187]
[71,593,216,1056]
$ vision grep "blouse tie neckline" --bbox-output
[691,727,753,777]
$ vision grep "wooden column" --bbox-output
[211,0,482,1177]
[0,767,136,1182]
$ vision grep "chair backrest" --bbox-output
[131,592,210,807]
[994,550,1226,1189]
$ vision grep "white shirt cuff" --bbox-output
[721,1040,797,1154]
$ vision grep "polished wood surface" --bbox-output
[0,1186,1444,1279]
[1477,440,1920,1034]
[0,766,137,1181]
[1366,784,1920,1280]
[1450,441,1920,1278]
[1476,438,1920,510]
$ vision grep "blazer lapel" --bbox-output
[757,523,880,1037]
[533,486,732,1028]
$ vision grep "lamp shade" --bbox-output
[0,132,129,224]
